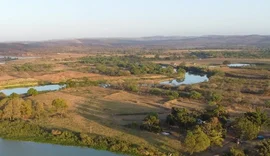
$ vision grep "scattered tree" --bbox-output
[27,88,38,96]
[202,117,224,147]
[140,112,161,133]
[223,60,231,65]
[234,117,260,140]
[166,107,196,129]
[255,139,270,156]
[21,99,33,119]
[190,91,202,100]
[52,98,68,117]
[184,126,211,154]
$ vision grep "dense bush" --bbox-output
[184,126,210,154]
[255,139,270,156]
[0,120,164,156]
[13,63,53,72]
[80,56,182,77]
[63,78,105,88]
[166,107,196,129]
[140,113,162,133]
[27,88,38,96]
[0,97,44,120]
[190,91,202,99]
[52,98,68,116]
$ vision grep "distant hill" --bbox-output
[1,35,270,53]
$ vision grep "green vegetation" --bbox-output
[62,78,106,88]
[13,63,53,72]
[190,91,202,99]
[80,56,185,77]
[52,98,68,117]
[140,113,162,133]
[27,88,39,96]
[223,60,231,65]
[184,50,270,59]
[0,96,44,120]
[166,107,196,129]
[184,126,210,154]
[255,139,270,156]
[0,120,164,156]
[226,147,245,156]
[233,109,268,140]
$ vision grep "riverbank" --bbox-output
[0,120,167,156]
[0,138,119,156]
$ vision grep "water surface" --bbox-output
[0,139,120,156]
[0,85,64,96]
[160,72,208,86]
[228,63,250,67]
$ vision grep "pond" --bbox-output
[160,72,209,86]
[227,63,250,67]
[0,139,120,156]
[0,56,40,64]
[0,84,64,96]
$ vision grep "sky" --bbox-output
[1,0,270,41]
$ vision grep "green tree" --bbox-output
[2,101,13,120]
[177,68,186,78]
[208,92,223,104]
[35,102,45,118]
[0,92,6,99]
[21,99,33,119]
[154,54,160,60]
[9,93,20,99]
[244,109,268,127]
[166,107,196,129]
[11,98,22,119]
[123,79,138,92]
[223,60,231,65]
[150,88,163,96]
[140,113,161,133]
[228,147,245,156]
[235,117,260,140]
[255,139,270,156]
[184,126,211,154]
[52,98,68,117]
[265,100,270,108]
[190,91,202,100]
[27,88,38,96]
[202,117,224,147]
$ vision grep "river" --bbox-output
[0,84,64,96]
[0,139,121,156]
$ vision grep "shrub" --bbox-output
[149,88,163,96]
[140,113,162,133]
[0,92,6,99]
[227,147,245,156]
[190,91,202,99]
[234,117,260,140]
[52,98,68,117]
[184,126,211,154]
[27,88,38,96]
[265,100,270,108]
[166,107,196,129]
[223,60,231,65]
[255,139,270,156]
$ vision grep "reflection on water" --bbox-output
[160,72,209,86]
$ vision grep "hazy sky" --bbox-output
[1,0,270,41]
